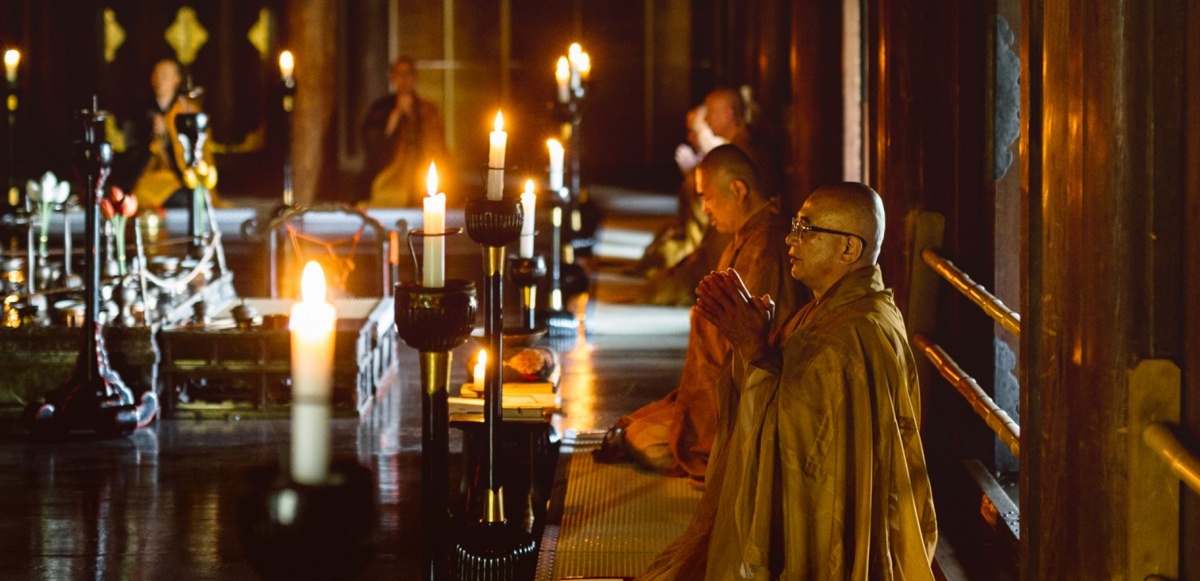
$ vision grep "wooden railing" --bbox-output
[913,333,1020,459]
[1143,422,1200,496]
[921,248,1021,336]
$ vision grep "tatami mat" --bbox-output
[537,431,703,581]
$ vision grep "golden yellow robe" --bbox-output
[639,265,937,580]
[620,203,800,478]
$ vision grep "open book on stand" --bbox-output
[451,382,558,420]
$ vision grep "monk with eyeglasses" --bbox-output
[640,182,937,580]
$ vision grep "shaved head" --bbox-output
[697,143,763,199]
[704,87,746,140]
[694,144,769,233]
[801,182,885,265]
[788,182,886,296]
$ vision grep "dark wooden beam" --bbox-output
[787,0,843,212]
[1024,0,1190,577]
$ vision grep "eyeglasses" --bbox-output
[789,216,867,247]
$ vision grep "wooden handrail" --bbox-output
[1143,422,1200,496]
[912,333,1020,458]
[921,248,1021,336]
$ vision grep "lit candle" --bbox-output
[3,50,18,84]
[578,52,591,82]
[289,261,337,485]
[520,180,536,258]
[568,43,582,91]
[487,111,507,200]
[473,349,488,389]
[279,50,294,84]
[555,57,570,103]
[422,162,445,288]
[547,139,564,192]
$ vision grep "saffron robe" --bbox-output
[619,203,799,478]
[639,265,937,580]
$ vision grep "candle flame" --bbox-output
[568,43,582,63]
[524,179,535,196]
[279,50,294,73]
[556,57,569,81]
[547,138,563,155]
[474,349,488,385]
[426,162,438,197]
[300,261,327,304]
[3,50,18,69]
[493,110,504,133]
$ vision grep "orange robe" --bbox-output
[639,265,937,580]
[618,203,799,478]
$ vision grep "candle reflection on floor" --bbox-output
[0,313,686,579]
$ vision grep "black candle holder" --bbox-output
[396,224,476,581]
[540,193,578,336]
[509,255,545,332]
[458,196,537,578]
[238,460,375,581]
[24,99,156,438]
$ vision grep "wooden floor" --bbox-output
[0,190,689,581]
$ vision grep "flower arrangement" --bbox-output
[100,186,138,276]
[26,172,70,258]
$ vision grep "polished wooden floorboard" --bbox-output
[0,331,687,580]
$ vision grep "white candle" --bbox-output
[578,52,591,82]
[547,139,564,192]
[423,162,445,287]
[568,43,582,91]
[3,50,18,84]
[279,50,294,83]
[520,180,536,258]
[487,111,507,200]
[473,349,488,389]
[489,111,507,169]
[555,57,570,103]
[290,261,337,485]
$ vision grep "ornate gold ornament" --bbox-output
[103,9,126,63]
[247,8,273,61]
[165,7,209,66]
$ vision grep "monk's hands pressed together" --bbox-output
[695,269,774,363]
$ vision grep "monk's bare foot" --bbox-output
[592,425,627,463]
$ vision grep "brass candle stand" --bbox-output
[172,110,209,256]
[25,98,156,438]
[456,196,537,579]
[395,271,477,581]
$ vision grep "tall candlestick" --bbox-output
[555,57,570,104]
[520,180,536,258]
[290,261,337,485]
[3,50,18,84]
[547,139,564,192]
[423,162,446,287]
[487,111,506,200]
[279,50,295,84]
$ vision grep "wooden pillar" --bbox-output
[285,0,336,205]
[1022,0,1190,577]
[787,0,843,212]
[870,0,927,308]
[869,0,994,474]
[1186,0,1200,576]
